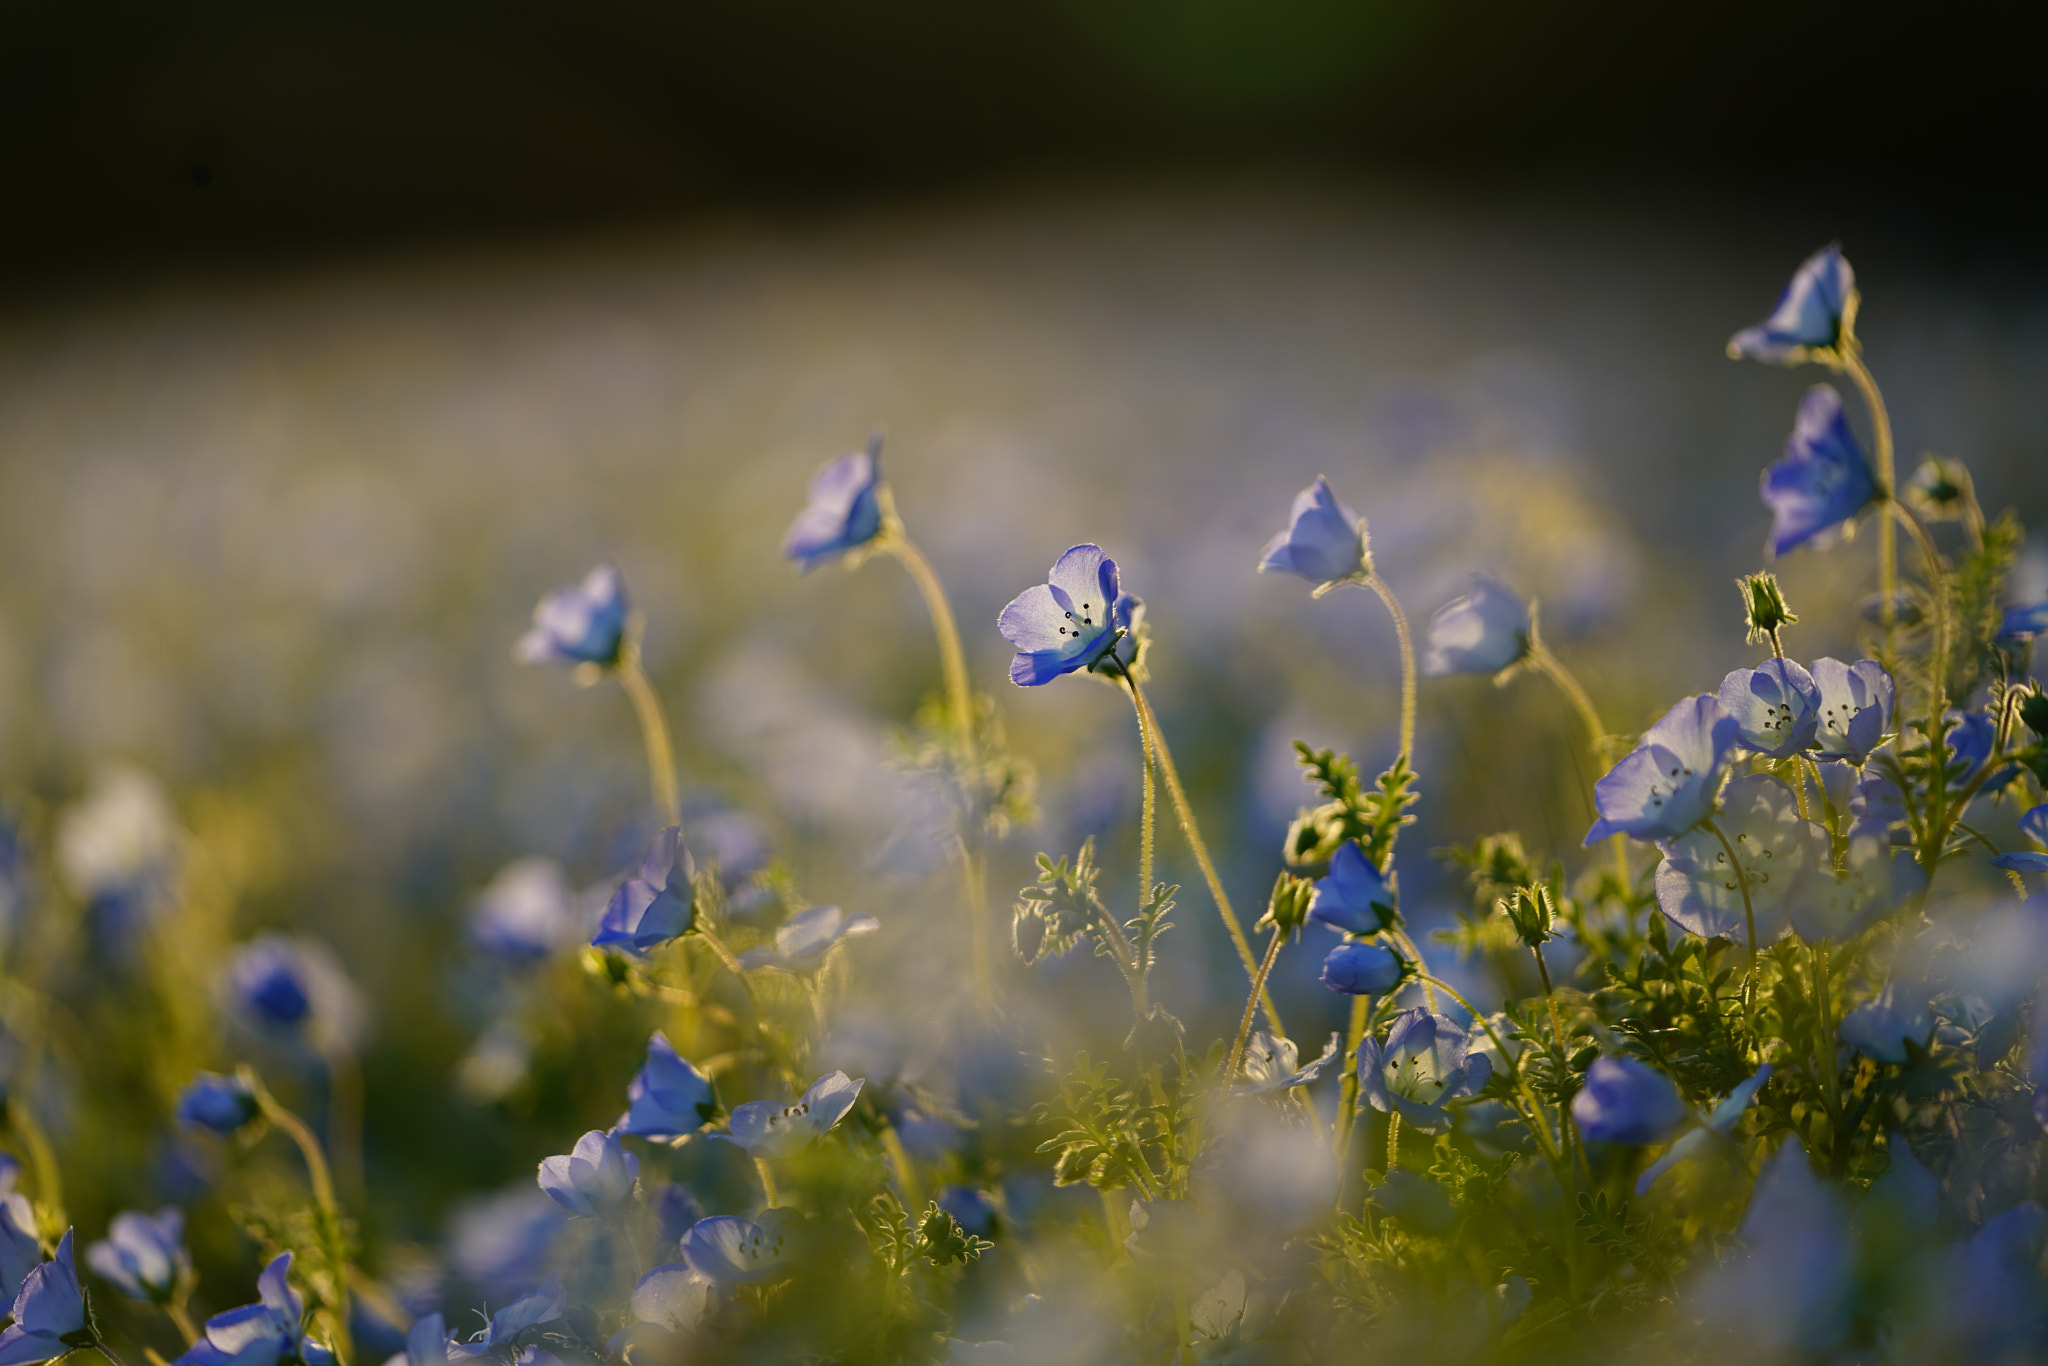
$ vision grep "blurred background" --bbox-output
[0,0,2044,1338]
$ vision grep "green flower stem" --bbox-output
[1955,822,2031,897]
[1841,348,1898,663]
[1172,1289,1195,1366]
[755,1157,779,1209]
[320,1039,366,1214]
[5,1098,62,1227]
[1702,818,1762,1052]
[92,1343,132,1366]
[1227,928,1287,1082]
[1419,974,1563,1170]
[166,1299,202,1348]
[615,645,680,829]
[1120,673,1158,949]
[1390,929,1440,1013]
[1530,943,1567,1060]
[1810,941,1842,1147]
[1529,641,1630,889]
[1356,576,1417,765]
[1332,994,1372,1159]
[1384,1110,1402,1172]
[1802,754,1841,845]
[880,1121,924,1212]
[249,1079,353,1366]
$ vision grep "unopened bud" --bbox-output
[1259,872,1316,936]
[1501,885,1555,948]
[2021,689,2048,740]
[1738,571,1798,646]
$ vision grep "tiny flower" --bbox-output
[0,1194,38,1302]
[1306,841,1398,936]
[1570,1056,1686,1146]
[718,1072,864,1160]
[1319,941,1407,996]
[0,1231,87,1366]
[680,1215,791,1286]
[1584,694,1739,846]
[1808,657,1894,761]
[85,1208,188,1304]
[738,906,879,971]
[1998,601,2048,642]
[783,437,886,574]
[592,827,695,956]
[1421,574,1532,676]
[1356,1008,1492,1136]
[536,1131,639,1217]
[1838,982,1932,1063]
[997,545,1141,687]
[1653,774,1826,945]
[1256,477,1367,591]
[616,1033,716,1142]
[1234,1032,1342,1095]
[514,562,629,668]
[1761,385,1880,557]
[176,1072,259,1137]
[173,1253,334,1366]
[1635,1065,1771,1195]
[1726,243,1856,364]
[1717,658,1822,758]
[1991,804,2048,875]
[470,858,578,962]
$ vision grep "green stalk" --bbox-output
[1226,928,1287,1081]
[1703,818,1762,1052]
[1841,348,1898,664]
[1529,640,1629,889]
[615,646,681,829]
[251,1078,354,1366]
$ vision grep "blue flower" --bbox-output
[1838,983,1931,1063]
[680,1214,793,1285]
[650,1185,703,1248]
[783,438,885,573]
[1306,842,1397,936]
[738,906,880,971]
[1421,574,1532,677]
[1319,940,1407,996]
[1570,1056,1686,1146]
[172,1253,335,1366]
[1761,385,1879,557]
[1653,774,1825,944]
[1717,658,1822,758]
[610,1263,712,1357]
[997,545,1141,687]
[1690,1141,1852,1354]
[0,1192,40,1303]
[1584,694,1738,845]
[1808,657,1893,761]
[227,937,313,1030]
[718,1072,864,1160]
[1992,804,2048,875]
[394,1314,459,1366]
[616,1033,716,1142]
[1998,601,2048,641]
[447,1276,563,1359]
[536,1131,638,1217]
[0,1231,87,1366]
[1635,1065,1770,1195]
[85,1208,187,1303]
[592,827,695,956]
[936,1187,997,1238]
[1867,1133,1939,1231]
[515,563,629,668]
[1726,243,1856,363]
[1941,1201,2048,1356]
[176,1072,259,1137]
[1256,477,1366,590]
[1234,1032,1342,1096]
[1356,1009,1491,1135]
[1784,828,1924,942]
[470,858,578,962]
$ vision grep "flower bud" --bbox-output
[1258,872,1315,936]
[1501,886,1554,948]
[2022,689,2048,740]
[1737,571,1798,646]
[1319,941,1408,996]
[1903,454,1974,523]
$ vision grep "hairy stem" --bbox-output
[1227,929,1287,1081]
[321,1040,366,1213]
[1333,994,1371,1158]
[1530,642,1629,888]
[755,1158,779,1209]
[252,1082,353,1366]
[616,649,681,828]
[5,1099,62,1222]
[1358,576,1417,765]
[1842,349,1898,663]
[1703,818,1762,1051]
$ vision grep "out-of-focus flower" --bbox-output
[446,1189,566,1307]
[1256,477,1367,591]
[1421,574,1532,677]
[1233,1033,1341,1095]
[536,1131,638,1217]
[1356,1009,1491,1135]
[718,1072,863,1159]
[1319,941,1406,996]
[592,827,695,956]
[173,1253,335,1366]
[1123,1199,1213,1266]
[937,1187,997,1239]
[1991,804,2048,875]
[0,1189,38,1304]
[1809,657,1894,761]
[783,438,885,574]
[616,1033,716,1142]
[393,1314,459,1366]
[514,563,628,668]
[1868,1133,1940,1231]
[85,1208,187,1304]
[650,1185,703,1248]
[1727,243,1855,363]
[57,766,179,949]
[1571,1056,1685,1146]
[684,806,771,888]
[1717,658,1822,758]
[1785,829,1924,942]
[447,1276,563,1360]
[1586,695,1738,846]
[1840,983,1932,1063]
[176,1073,259,1137]
[680,1215,791,1285]
[997,545,1140,687]
[0,1231,86,1366]
[1691,1140,1852,1355]
[1635,1065,1770,1195]
[1761,386,1879,557]
[610,1263,712,1357]
[738,906,879,971]
[1997,601,2048,642]
[1306,842,1397,936]
[1938,1201,2048,1357]
[1654,774,1825,945]
[224,937,364,1050]
[469,859,578,962]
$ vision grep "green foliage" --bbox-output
[1034,1050,1198,1197]
[1946,510,2023,698]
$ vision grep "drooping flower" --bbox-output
[1584,695,1738,846]
[1761,385,1879,557]
[1717,658,1822,758]
[85,1208,188,1304]
[1256,477,1366,590]
[718,1072,863,1160]
[0,1231,87,1366]
[615,1033,716,1142]
[997,545,1141,687]
[1571,1056,1686,1146]
[1991,804,2048,875]
[1319,940,1406,996]
[1808,657,1894,761]
[1654,774,1826,944]
[1726,243,1856,364]
[738,906,879,971]
[1233,1033,1342,1095]
[536,1131,639,1217]
[1421,574,1532,677]
[680,1214,793,1285]
[0,1191,39,1303]
[469,858,578,962]
[591,827,695,955]
[1355,1009,1492,1135]
[1838,982,1932,1063]
[172,1253,335,1366]
[1306,841,1397,936]
[176,1072,260,1137]
[1635,1065,1770,1195]
[514,563,629,669]
[783,438,886,574]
